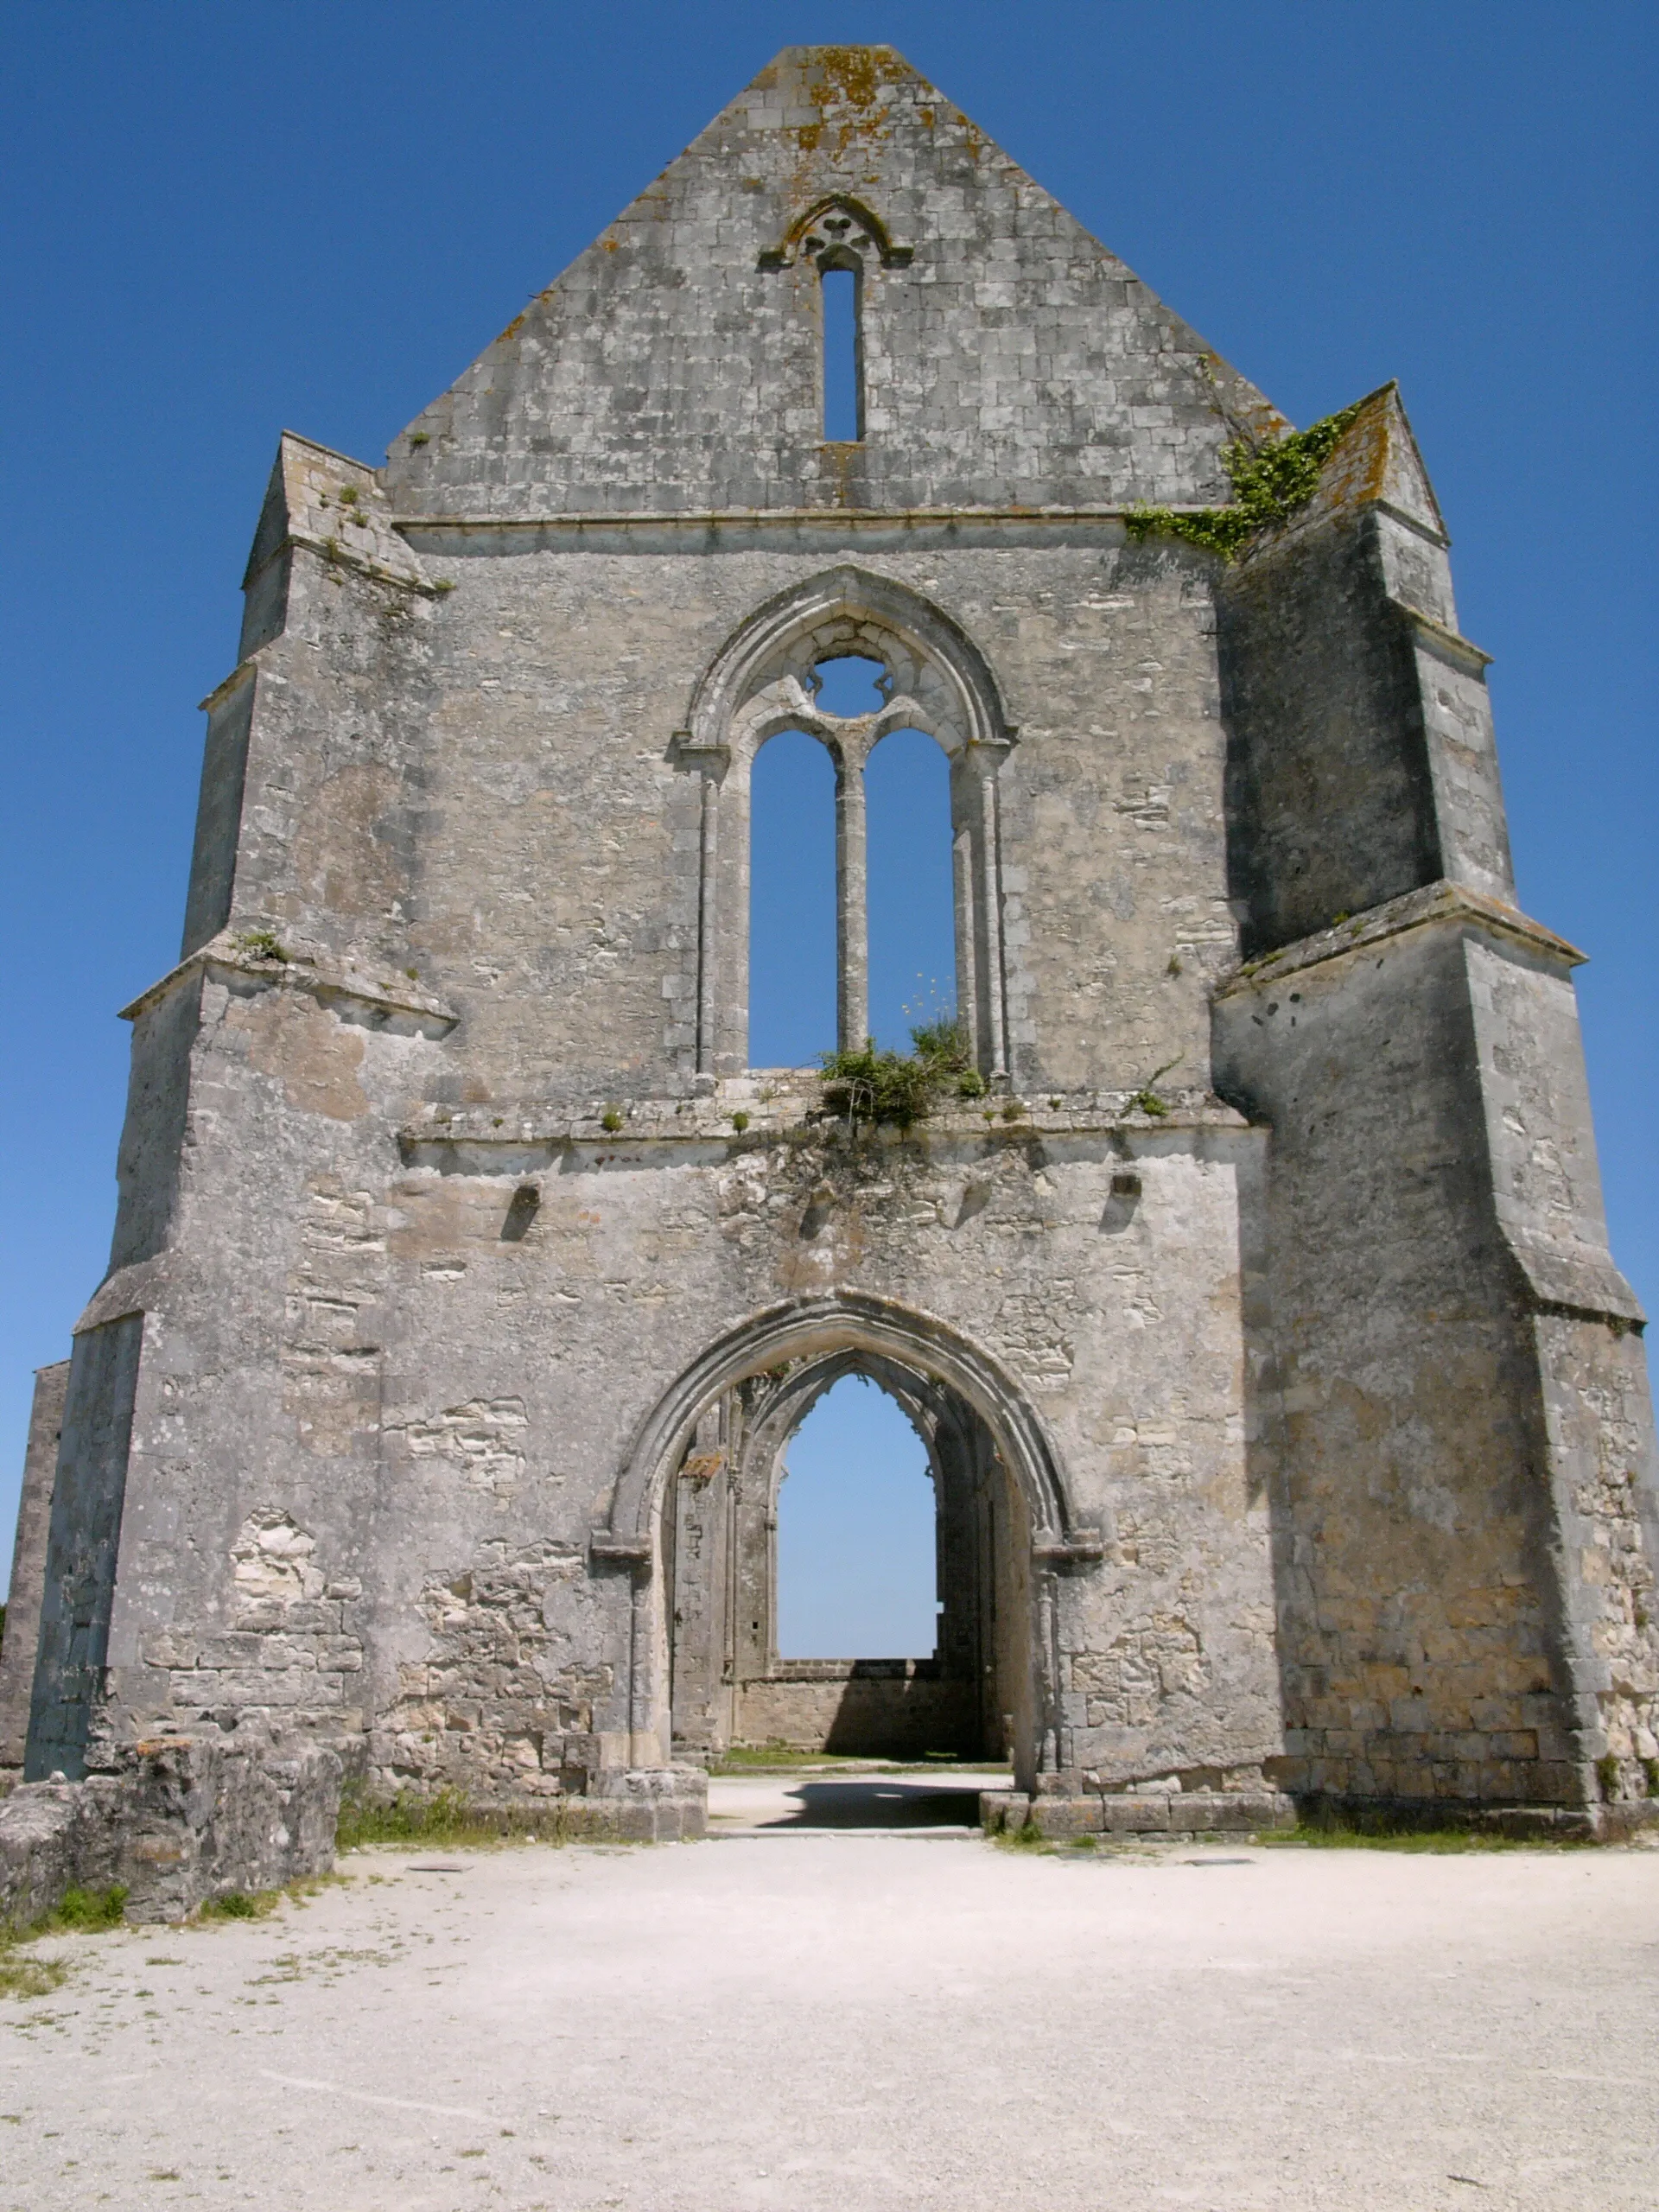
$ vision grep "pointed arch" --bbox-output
[673,568,1018,1076]
[597,1290,1096,1561]
[592,1293,1101,1786]
[680,564,1014,761]
[757,194,914,271]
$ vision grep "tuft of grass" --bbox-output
[0,1951,68,2000]
[53,1885,129,1930]
[819,1015,982,1133]
[234,927,288,963]
[1127,1055,1183,1118]
[0,1882,128,1999]
[335,1783,560,1851]
[196,1888,282,1922]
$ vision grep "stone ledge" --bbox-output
[1216,879,1586,998]
[402,1083,1253,1160]
[982,1790,1294,1838]
[121,931,458,1038]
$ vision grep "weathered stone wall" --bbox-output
[0,1725,341,1929]
[12,42,1655,1840]
[734,1663,976,1758]
[379,47,1279,520]
[1213,894,1659,1809]
[1218,387,1514,957]
[0,1363,67,1772]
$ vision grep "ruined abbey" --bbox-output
[4,45,1656,1861]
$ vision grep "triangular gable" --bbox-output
[381,45,1284,518]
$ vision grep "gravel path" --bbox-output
[3,1773,1656,2210]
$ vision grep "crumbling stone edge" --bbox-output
[0,1725,342,1931]
[980,1789,1659,1843]
[0,1746,709,1929]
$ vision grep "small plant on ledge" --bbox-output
[234,928,288,963]
[1126,1056,1182,1118]
[820,1018,985,1132]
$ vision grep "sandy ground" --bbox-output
[3,1766,1656,2211]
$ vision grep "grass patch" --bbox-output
[0,1951,69,2000]
[0,1883,129,2000]
[53,1885,129,1930]
[1257,1817,1585,1853]
[196,1888,283,1921]
[994,1820,1051,1852]
[334,1783,562,1852]
[709,1747,890,1772]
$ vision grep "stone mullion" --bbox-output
[836,746,869,1052]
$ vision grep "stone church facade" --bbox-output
[5,46,1656,1840]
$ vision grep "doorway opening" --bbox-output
[776,1373,938,1660]
[663,1347,1033,1767]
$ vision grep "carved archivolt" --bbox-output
[599,1289,1098,1566]
[757,195,913,272]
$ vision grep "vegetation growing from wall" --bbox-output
[1124,402,1364,561]
[819,1018,984,1131]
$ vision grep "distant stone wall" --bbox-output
[734,1662,978,1758]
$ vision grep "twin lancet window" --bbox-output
[750,657,954,1068]
[676,571,1018,1090]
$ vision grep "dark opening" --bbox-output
[820,263,862,442]
[749,728,836,1067]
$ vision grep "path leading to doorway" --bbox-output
[707,1759,1007,1834]
[3,1821,1656,2209]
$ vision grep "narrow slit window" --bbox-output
[820,263,862,442]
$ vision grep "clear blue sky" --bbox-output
[3,3,1654,1627]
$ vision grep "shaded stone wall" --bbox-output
[0,1363,68,1772]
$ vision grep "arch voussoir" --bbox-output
[601,1291,1098,1571]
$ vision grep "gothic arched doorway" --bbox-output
[664,1345,1032,1769]
[598,1294,1102,1794]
